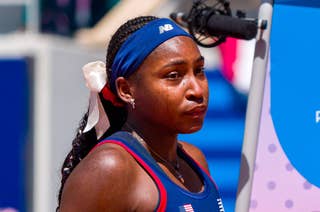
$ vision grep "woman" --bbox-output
[57,16,224,211]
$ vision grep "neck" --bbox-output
[123,121,178,162]
[123,121,186,184]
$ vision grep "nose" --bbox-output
[185,76,205,103]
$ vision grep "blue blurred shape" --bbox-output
[0,58,31,212]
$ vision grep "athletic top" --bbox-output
[95,131,225,212]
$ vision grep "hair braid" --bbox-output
[56,16,159,211]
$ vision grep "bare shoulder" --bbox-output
[60,142,139,211]
[178,141,211,174]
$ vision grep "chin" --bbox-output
[179,124,203,134]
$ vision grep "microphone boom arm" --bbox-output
[170,0,267,48]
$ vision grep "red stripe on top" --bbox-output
[92,140,167,212]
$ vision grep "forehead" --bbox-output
[144,36,201,64]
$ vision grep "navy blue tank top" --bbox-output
[97,131,225,212]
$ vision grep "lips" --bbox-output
[184,105,207,117]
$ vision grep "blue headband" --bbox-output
[110,18,192,92]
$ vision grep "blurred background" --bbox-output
[0,0,260,211]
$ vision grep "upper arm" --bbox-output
[59,144,138,212]
[179,141,211,175]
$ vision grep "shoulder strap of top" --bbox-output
[93,131,167,212]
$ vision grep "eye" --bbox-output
[166,71,181,80]
[195,67,205,76]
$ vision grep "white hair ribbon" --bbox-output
[82,61,110,139]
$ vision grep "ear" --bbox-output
[115,77,133,104]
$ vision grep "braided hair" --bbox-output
[56,16,159,210]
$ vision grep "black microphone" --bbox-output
[205,14,258,40]
[170,12,267,40]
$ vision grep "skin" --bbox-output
[60,36,210,211]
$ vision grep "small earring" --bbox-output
[129,98,135,109]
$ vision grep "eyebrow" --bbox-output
[162,55,205,68]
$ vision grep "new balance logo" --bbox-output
[159,24,173,34]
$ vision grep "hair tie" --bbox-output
[101,86,125,107]
[82,61,122,138]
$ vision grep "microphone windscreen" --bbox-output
[206,15,257,40]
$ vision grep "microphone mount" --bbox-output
[170,0,267,48]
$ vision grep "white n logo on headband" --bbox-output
[159,24,173,34]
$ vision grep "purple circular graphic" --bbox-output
[303,181,312,190]
[284,199,294,208]
[250,199,258,209]
[267,181,276,190]
[268,143,277,153]
[285,163,294,172]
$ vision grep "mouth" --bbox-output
[184,105,207,117]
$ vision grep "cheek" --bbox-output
[163,87,183,113]
[135,84,182,121]
[196,77,209,103]
[204,82,209,102]
[150,86,180,113]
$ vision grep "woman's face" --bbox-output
[130,36,209,134]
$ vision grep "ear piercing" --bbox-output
[129,98,135,109]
